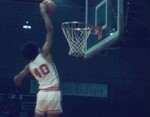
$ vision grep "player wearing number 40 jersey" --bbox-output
[29,53,60,89]
[14,1,63,117]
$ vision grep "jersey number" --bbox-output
[34,64,50,78]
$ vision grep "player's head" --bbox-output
[22,41,39,61]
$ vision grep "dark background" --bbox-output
[0,0,150,117]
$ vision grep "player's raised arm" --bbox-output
[40,0,55,57]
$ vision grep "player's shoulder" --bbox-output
[41,52,53,62]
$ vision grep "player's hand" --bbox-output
[40,0,47,14]
[40,0,50,13]
[14,75,22,86]
[40,0,52,15]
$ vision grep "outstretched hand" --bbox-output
[14,75,22,86]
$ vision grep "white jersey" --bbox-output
[29,53,60,89]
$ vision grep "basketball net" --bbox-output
[61,21,102,57]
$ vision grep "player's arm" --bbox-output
[14,64,30,86]
[40,1,54,57]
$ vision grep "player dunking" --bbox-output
[14,0,63,117]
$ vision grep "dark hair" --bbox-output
[22,41,39,61]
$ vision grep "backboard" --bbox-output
[84,0,123,58]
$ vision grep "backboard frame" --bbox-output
[84,0,124,58]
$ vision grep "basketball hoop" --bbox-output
[61,21,102,57]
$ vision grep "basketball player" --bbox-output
[14,0,63,117]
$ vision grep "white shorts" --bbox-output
[35,90,63,115]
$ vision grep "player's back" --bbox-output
[29,53,60,89]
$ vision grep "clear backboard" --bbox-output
[84,0,123,58]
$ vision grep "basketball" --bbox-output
[45,0,57,16]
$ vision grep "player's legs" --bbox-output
[34,109,46,117]
[35,113,60,117]
[35,90,63,117]
[47,91,63,117]
[35,91,47,117]
[47,113,60,117]
[34,113,45,117]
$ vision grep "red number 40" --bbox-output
[34,64,50,78]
